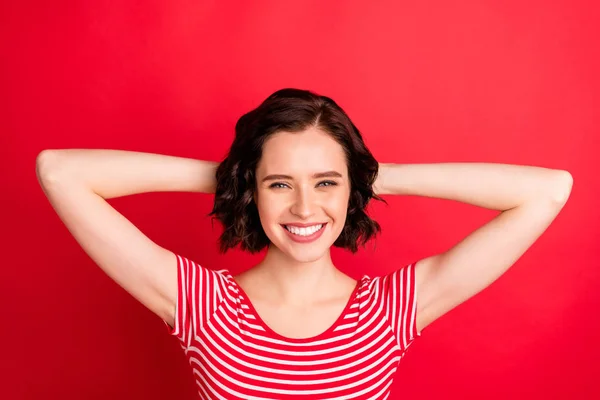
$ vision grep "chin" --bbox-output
[289,247,329,263]
[269,234,333,263]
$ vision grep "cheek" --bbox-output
[322,191,350,228]
[327,195,348,214]
[255,191,280,225]
[334,186,351,210]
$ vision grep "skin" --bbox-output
[36,135,572,340]
[233,127,360,338]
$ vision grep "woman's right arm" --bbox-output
[36,149,218,327]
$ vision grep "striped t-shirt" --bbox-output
[164,254,422,399]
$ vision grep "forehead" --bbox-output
[257,127,347,176]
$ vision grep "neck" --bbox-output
[256,244,339,306]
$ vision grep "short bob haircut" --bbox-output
[209,88,386,254]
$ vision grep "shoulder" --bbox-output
[362,261,419,299]
[174,253,233,288]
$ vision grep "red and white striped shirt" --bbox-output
[164,254,422,399]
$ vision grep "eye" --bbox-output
[318,180,338,187]
[269,182,289,189]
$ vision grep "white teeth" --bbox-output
[285,224,323,236]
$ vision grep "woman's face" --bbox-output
[254,126,351,263]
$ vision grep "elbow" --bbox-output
[549,170,573,205]
[36,149,69,185]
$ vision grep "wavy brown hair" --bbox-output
[209,88,386,254]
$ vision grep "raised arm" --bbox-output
[374,162,573,333]
[36,149,218,326]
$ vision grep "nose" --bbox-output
[290,186,316,219]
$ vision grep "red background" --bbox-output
[2,1,599,399]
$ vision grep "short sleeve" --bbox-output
[377,261,422,352]
[163,253,227,347]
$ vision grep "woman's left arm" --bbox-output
[374,163,573,333]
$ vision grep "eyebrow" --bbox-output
[261,171,343,183]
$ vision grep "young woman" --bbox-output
[36,88,572,399]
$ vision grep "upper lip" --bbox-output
[282,222,327,227]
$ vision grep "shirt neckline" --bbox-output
[226,271,365,343]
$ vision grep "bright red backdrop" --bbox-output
[2,1,598,399]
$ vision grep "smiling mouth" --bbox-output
[282,223,326,237]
